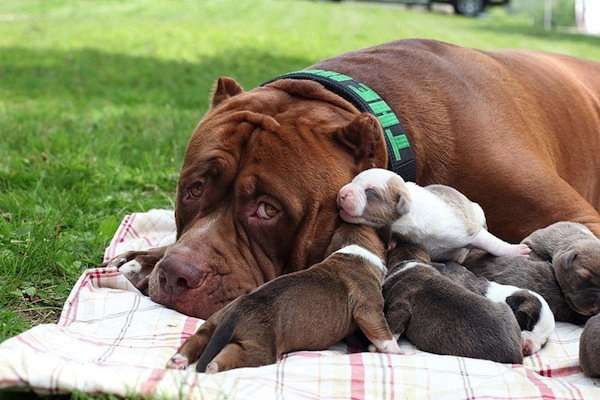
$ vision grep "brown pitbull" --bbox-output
[107,39,600,319]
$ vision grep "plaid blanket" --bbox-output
[1,209,600,399]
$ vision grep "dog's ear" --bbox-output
[334,113,388,171]
[211,77,244,108]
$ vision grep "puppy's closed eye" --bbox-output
[365,188,379,201]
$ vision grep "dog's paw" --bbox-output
[166,353,189,370]
[100,246,168,270]
[100,251,142,269]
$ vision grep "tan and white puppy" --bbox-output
[338,168,530,261]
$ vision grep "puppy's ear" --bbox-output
[211,77,244,108]
[390,177,411,215]
[334,113,388,171]
[554,249,577,271]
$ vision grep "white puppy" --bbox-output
[337,168,530,261]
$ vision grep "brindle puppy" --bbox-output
[165,224,399,373]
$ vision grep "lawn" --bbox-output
[1,0,600,345]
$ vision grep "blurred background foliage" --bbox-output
[511,0,575,28]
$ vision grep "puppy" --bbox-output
[522,221,598,261]
[524,222,600,317]
[463,221,600,324]
[337,168,530,261]
[166,224,400,373]
[433,261,555,355]
[580,314,600,377]
[382,241,523,364]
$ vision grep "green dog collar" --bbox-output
[263,69,416,182]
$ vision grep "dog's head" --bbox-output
[148,77,387,318]
[553,239,600,316]
[505,289,555,356]
[337,168,410,228]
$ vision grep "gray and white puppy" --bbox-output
[382,242,523,364]
[337,168,530,261]
[433,261,555,355]
[463,222,600,324]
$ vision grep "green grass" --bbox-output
[1,1,600,396]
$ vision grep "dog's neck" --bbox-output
[387,241,431,271]
[327,224,386,258]
[327,223,387,277]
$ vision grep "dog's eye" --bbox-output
[365,188,379,201]
[256,201,279,219]
[187,181,204,198]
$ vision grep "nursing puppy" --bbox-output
[463,222,600,324]
[382,241,523,363]
[525,222,600,317]
[434,261,555,355]
[166,224,400,373]
[337,168,530,261]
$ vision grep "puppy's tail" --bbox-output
[196,309,241,372]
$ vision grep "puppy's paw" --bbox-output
[372,339,402,354]
[166,353,189,370]
[503,244,531,257]
[521,338,535,357]
[521,331,544,357]
[517,244,532,256]
[205,361,220,374]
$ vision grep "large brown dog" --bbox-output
[108,39,600,319]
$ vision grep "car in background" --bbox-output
[336,0,510,17]
[433,0,509,16]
